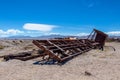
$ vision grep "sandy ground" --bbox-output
[0,40,120,80]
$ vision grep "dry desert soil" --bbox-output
[0,39,120,80]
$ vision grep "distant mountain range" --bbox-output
[109,36,120,38]
[6,35,88,39]
[6,35,67,39]
[0,35,120,39]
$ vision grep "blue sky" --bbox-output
[0,0,120,37]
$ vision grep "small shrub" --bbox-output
[12,40,19,45]
[0,45,5,49]
[19,40,23,43]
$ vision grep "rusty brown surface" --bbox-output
[32,39,101,63]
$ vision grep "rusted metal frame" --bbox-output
[47,40,65,52]
[62,41,85,47]
[81,39,100,49]
[44,40,69,59]
[94,29,108,37]
[60,45,93,62]
[93,29,108,50]
[54,39,86,60]
[32,39,90,62]
[61,44,89,54]
[71,46,89,54]
[76,39,87,46]
[91,31,96,41]
[50,40,65,45]
[69,40,79,44]
[61,50,83,62]
[95,34,106,45]
[72,40,84,46]
[47,39,85,59]
[63,44,83,49]
[57,49,82,62]
[68,46,84,54]
[32,40,62,62]
[65,40,86,47]
[78,39,92,48]
[60,39,68,44]
[87,30,94,40]
[2,52,31,61]
[74,39,92,50]
[13,54,46,61]
[47,43,80,49]
[73,48,84,53]
[32,29,108,63]
[2,51,45,61]
[47,40,70,57]
[57,40,67,44]
[51,44,85,53]
[75,39,93,49]
[36,40,52,46]
[83,39,98,48]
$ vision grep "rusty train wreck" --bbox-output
[0,29,108,64]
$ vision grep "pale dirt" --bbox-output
[0,40,120,80]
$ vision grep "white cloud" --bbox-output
[0,29,24,37]
[77,33,89,36]
[106,31,120,36]
[23,23,58,32]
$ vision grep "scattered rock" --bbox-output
[84,71,92,76]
